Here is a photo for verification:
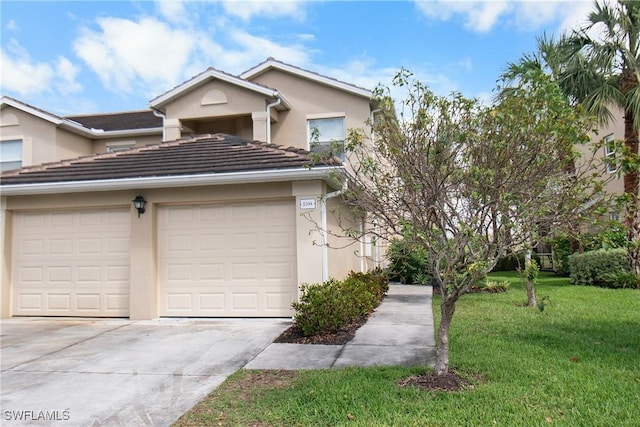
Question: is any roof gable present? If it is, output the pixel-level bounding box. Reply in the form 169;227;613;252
0;133;339;185
149;68;292;109
241;58;372;99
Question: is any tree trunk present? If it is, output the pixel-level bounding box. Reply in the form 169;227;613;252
524;249;537;307
525;279;537;307
434;297;456;376
622;73;639;274
623;110;640;274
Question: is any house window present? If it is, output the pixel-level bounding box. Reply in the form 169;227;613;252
106;141;135;153
604;134;616;173
307;115;345;161
0;139;22;172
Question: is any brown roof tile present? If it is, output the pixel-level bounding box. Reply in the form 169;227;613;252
0;134;340;185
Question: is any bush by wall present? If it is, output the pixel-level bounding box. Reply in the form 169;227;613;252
291;270;389;336
386;239;431;284
568;248;630;287
492;253;526;272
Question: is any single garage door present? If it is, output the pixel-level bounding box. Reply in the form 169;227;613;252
158;200;297;317
12;209;130;317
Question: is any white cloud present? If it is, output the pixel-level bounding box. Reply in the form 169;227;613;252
220;0;306;21
228;30;311;69
6;20;18;31
73;17;196;95
415;0;510;32
156;0;190;24
55;56;82;95
414;0;594;33
0;48;54;96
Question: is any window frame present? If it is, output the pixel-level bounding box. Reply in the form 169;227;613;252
604;134;617;174
0;139;23;172
306;113;346;161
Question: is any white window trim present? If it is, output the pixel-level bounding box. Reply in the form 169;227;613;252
1;135;31;169
604;134;616;174
306;114;347;160
106;140;136;153
306;112;346;120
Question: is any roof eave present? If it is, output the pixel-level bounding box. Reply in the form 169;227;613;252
87;127;164;139
149;70;291;110
0;166;347;196
1;97;63;125
241;61;373;99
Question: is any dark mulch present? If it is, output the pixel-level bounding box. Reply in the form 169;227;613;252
274;315;368;345
397;370;476;392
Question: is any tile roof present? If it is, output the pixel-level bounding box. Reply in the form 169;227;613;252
65;110;162;131
0;134;340;185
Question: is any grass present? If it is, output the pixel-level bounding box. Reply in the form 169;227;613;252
174;272;639;426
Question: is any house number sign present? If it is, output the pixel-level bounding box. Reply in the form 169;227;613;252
299;198;317;210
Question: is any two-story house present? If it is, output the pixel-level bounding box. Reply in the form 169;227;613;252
0;58;379;320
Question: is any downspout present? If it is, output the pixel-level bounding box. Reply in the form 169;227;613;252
266;92;281;144
321;180;348;281
152;108;166;142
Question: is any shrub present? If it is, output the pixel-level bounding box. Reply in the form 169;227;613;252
568;249;629;287
386;239;430;284
291;271;389;336
471;280;510;293
600;271;640;289
492;253;525;272
549;234;573;276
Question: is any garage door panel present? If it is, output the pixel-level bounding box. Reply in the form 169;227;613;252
12;209;130;317
159;200;297;317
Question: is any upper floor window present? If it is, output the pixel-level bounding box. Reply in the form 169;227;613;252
307;114;345;161
0;139;22;172
106;141;136;153
604;134;616;174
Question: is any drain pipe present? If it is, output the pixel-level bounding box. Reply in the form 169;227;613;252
152;108;166;142
320;180;348;281
266;93;281;144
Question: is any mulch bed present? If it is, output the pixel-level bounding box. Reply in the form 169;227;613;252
274;315;368;345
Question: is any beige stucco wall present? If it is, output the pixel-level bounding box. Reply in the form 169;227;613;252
248;69;372;150
326;196;364;279
54;127;93;161
1;179;358;319
0;106;95;167
591;105;625;198
163;80;268;122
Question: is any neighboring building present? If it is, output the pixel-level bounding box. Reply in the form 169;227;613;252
0;58;379;319
590;104;629;222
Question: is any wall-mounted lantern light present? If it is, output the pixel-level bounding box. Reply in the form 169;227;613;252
132;195;147;218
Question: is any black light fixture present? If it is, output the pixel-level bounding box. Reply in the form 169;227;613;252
132;195;147;218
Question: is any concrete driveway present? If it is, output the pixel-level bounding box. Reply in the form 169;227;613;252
1;317;290;426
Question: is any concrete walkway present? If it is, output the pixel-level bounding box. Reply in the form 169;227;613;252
245;284;435;370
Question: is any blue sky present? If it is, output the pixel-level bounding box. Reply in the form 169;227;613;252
1;0;596;115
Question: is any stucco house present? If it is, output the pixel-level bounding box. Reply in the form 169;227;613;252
0;58;380;319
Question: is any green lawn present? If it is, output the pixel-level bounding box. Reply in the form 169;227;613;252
174;272;639;426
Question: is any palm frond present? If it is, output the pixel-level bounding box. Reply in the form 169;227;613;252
625;84;640;131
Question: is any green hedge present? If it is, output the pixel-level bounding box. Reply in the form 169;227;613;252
291;270;389;336
386;239;430;284
568;249;629;287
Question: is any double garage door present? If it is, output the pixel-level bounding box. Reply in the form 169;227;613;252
11;200;297;318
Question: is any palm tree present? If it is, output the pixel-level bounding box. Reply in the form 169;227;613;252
509;0;640;273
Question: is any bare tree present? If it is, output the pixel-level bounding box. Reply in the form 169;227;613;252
341;69;604;377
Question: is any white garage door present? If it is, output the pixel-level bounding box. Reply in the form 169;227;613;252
12;209;130;317
158;200;297;317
